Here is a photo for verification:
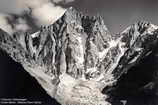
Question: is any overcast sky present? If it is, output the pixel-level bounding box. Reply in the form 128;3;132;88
0;0;158;34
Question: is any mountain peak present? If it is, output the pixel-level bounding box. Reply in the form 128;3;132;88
66;6;78;13
64;6;78;16
121;20;158;36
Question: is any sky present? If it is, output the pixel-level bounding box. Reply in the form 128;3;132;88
0;0;158;34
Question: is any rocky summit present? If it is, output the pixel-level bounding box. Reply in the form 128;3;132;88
0;7;158;105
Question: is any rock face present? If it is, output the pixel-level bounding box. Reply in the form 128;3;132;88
0;7;158;105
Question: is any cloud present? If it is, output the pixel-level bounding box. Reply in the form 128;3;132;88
0;0;75;34
31;3;65;25
0;14;14;34
14;18;30;32
52;0;75;3
20;0;66;25
0;14;30;34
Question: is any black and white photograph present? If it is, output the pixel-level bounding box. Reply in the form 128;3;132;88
0;0;158;105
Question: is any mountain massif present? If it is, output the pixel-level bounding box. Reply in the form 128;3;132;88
0;7;158;105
